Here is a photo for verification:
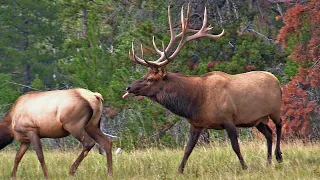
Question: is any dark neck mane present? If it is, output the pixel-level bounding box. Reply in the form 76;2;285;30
152;73;202;119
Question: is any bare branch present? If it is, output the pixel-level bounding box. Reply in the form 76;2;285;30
311;58;320;68
247;28;274;43
1;81;41;91
267;0;297;3
230;0;239;20
150;120;181;138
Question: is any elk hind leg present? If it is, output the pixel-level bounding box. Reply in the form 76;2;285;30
224;123;248;169
69;133;95;175
85;123;113;176
256;123;273;164
11;142;30;179
270;114;283;163
178;125;202;174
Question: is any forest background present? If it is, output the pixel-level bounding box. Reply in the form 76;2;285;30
0;0;319;150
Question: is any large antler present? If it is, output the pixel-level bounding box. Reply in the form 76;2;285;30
131;3;225;68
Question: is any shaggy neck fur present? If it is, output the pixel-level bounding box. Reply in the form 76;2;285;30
0;113;14;150
151;73;203;119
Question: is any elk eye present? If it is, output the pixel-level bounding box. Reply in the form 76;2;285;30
146;78;153;82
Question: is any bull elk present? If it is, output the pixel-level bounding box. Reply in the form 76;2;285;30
123;4;283;172
0;88;113;179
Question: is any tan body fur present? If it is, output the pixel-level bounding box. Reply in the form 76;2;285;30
0;88;113;179
11;89;102;141
192;71;282;129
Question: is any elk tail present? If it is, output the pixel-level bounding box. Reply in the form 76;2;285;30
75;89;104;127
93;92;104;101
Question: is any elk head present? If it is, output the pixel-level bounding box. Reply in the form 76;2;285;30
122;4;225;99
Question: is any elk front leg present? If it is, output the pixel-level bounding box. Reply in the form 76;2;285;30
11;143;30;179
27;132;49;179
178;125;202;174
224;124;248;169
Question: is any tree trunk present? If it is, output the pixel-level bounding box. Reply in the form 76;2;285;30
82;9;88;39
22;16;31;93
23;60;31;93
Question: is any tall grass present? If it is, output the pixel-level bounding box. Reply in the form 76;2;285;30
1;140;320;179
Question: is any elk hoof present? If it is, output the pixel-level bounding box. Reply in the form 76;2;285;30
275;151;283;163
69;169;76;176
242;164;248;170
107;171;113;176
178;167;184;174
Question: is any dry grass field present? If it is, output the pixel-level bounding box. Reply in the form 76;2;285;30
1;140;320;180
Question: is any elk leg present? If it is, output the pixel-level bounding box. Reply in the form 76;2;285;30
256;123;273;164
27;132;49;179
274;119;283;163
11;142;30;179
224;124;248;169
85;125;113;176
69;134;95;175
178;125;202;174
270;115;283;163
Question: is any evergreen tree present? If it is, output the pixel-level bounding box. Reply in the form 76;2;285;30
0;0;63;92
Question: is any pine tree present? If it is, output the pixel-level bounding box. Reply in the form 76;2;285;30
0;0;63;92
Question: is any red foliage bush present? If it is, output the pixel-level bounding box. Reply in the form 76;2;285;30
188;60;196;71
104;107;118;118
276;0;320;139
206;60;221;71
244;65;256;72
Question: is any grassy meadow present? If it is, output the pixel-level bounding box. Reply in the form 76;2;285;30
1;140;320;180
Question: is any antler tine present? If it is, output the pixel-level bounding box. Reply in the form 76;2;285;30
152;36;162;55
180;3;191;34
151;5;178;64
131;42;149;66
162;41;165;52
149;5;225;67
152;36;173;64
201;7;209;32
180;6;186;34
168;5;175;40
140;44;144;58
185;3;191;32
148;4;190;66
185;7;225;41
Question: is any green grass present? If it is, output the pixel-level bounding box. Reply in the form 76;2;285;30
1;140;320;179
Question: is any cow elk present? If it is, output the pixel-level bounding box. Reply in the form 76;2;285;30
0;88;113;179
123;4;283;173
